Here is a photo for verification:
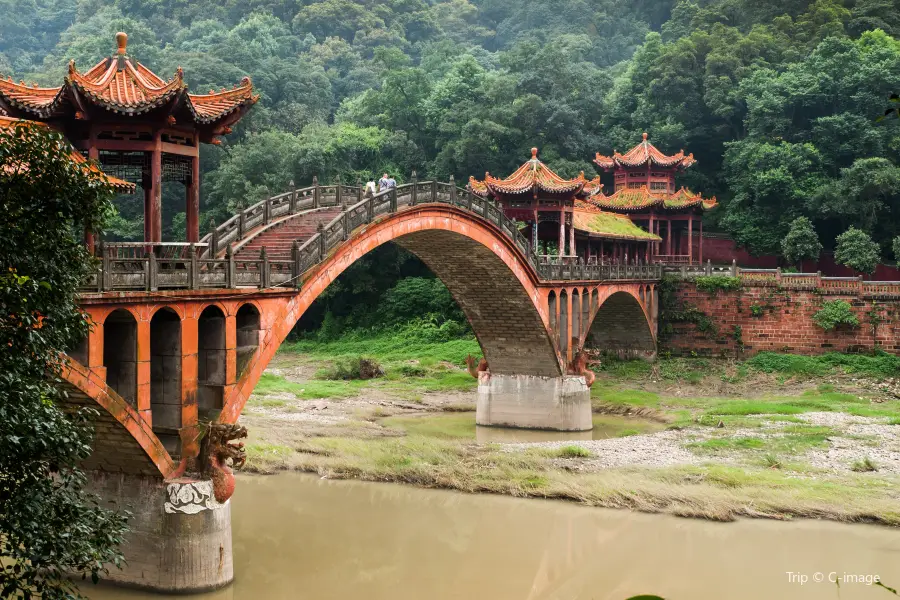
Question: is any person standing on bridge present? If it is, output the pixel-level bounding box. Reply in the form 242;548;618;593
379;173;396;192
365;178;377;198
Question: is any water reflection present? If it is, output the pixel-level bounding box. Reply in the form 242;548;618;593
88;473;900;600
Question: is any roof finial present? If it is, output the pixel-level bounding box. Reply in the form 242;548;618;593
531;147;538;159
116;32;128;55
642;132;648;142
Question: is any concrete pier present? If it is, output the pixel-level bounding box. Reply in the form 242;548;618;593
89;472;233;593
475;373;592;431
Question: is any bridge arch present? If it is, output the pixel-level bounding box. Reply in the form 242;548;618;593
584;288;657;360
219;204;562;423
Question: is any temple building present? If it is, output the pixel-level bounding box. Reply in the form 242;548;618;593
0;32;257;244
469;148;660;263
590;133;717;264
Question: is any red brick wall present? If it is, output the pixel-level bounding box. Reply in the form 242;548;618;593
661;281;900;357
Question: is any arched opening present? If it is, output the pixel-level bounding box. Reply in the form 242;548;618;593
585;291;656;360
150;307;182;454
103;309;137;406
198;305;226;419
236;304;261;379
548;291;557;337
559;290;569;357
572;289;581;345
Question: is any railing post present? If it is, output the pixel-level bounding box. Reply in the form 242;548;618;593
148;249;158;292
431;179;437;202
816;270;822;289
410;170;418;206
776;267;782;285
342;212;349;240
313;175;320;209
449;175;456;205
336;175;342;206
291;240;300;288
731;259;737;277
390;187;398;213
238;209;246;241
263;193;271;225
289;180;297;214
209;218;219;258
706;259;712;276
225;245;235;288
858;275;864;297
190;244;199;290
259;247;269;289
356;177;362;205
317;223;325;260
97;241;107;292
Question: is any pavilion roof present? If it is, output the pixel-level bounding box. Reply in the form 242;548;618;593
0;33;258;128
573;200;660;241
588;186;717;213
469;148;599;198
594;133;696;171
0;116;134;192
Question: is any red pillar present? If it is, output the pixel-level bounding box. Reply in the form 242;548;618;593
699;218;704;264
180;312;200;465
666;219;672;257
688;216;693;265
186;141;200;243
569;217;576;257
145;133;163;243
558;211;565;257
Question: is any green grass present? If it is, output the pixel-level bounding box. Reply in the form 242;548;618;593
254;372;369;400
591;385;661;407
381;413;476;439
747;351;900;379
691;437;766;452
548;445;593;458
851;457;879;472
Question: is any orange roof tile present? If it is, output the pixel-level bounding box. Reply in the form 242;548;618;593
588;186;716;213
0;32;257;125
595;133;696;170
0;116;135;192
470;148;594;197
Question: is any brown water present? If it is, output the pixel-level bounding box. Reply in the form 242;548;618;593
88;473;900;600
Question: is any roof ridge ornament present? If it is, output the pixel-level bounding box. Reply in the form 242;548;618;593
116;32;128;56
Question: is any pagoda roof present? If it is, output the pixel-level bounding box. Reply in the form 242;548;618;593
573;201;660;242
0;116;134;192
588;186;717;213
469;148;601;198
0;33;257;129
594;133;696;170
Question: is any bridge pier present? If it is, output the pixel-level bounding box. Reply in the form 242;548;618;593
475;373;592;431
89;471;233;593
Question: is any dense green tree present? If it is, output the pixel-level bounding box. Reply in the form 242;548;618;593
782;216;823;268
0;122;129;598
834;226;881;273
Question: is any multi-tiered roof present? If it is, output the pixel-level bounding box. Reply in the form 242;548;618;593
469;148;601;200
0;33;257;142
594;132;696;171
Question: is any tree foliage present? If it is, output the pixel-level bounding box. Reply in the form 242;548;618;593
834;226;881;273
782;216;823;266
0;124;129;598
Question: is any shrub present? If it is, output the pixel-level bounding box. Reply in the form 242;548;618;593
695;276;742;295
322;357;384;380
812;300;860;331
894;236;900;263
834;227;880;274
552;445;592;458
851;457;878;472
397;364;428;377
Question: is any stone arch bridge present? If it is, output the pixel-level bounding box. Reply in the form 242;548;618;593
64;179;660;592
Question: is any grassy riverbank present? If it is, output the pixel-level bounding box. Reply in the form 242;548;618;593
240;328;900;525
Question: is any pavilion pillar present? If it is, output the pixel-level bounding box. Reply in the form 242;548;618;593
145;134;163;243
648;214;655;260
666;219;672;257
699;218;704;264
688;216;693;265
558;212;565;257
568;216;576;257
186;144;200;243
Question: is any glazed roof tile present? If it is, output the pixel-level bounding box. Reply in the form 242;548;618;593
572;200;660;241
0;33;258;125
595;133;697;170
469;148;600;198
588;186;717;213
0;116;135;192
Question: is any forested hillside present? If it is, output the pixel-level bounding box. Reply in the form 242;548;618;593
3;0;900;331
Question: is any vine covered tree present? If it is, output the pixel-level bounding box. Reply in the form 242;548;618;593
0;122;129;598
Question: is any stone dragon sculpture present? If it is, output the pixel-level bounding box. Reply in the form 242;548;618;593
202;423;248;504
567;350;596;387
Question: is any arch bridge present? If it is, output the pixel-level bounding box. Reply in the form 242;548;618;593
65;179;660;592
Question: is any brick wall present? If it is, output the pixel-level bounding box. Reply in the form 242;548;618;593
662;281;900;357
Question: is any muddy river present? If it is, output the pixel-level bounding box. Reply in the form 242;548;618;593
89;472;900;600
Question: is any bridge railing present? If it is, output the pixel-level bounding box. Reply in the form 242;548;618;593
83;177;663;293
667;260;900;298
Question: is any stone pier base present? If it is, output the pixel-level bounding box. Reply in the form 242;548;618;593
89;471;233;593
475;373;592;431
